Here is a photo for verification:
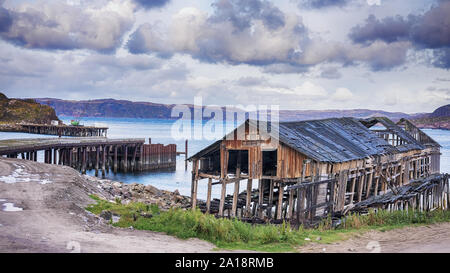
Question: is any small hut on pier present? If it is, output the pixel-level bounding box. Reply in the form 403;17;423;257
188;117;441;224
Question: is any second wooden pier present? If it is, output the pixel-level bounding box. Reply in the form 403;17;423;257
0;137;178;176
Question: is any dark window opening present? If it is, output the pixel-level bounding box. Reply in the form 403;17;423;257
227;150;249;175
200;150;221;175
262;150;277;176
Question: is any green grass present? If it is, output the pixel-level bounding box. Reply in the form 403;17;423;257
86;195;450;252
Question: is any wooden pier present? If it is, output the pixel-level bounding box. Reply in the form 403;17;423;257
19;123;108;137
0;137;177;176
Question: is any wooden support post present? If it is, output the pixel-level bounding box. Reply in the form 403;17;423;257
296;188;305;225
231;150;242;217
258;179;264;219
114;145;118;174
267;180;274;218
95;146;100;177
276;183;284;220
123;145;128;172
139;145;144;171
68;148;73;167
365;168;374;198
191;159;199;211
219;179;227;217
231;179;240;218
245;179;252;217
102;145;106;178
336;170;348;212
131;145;137;172
82;147;87;174
349;173;357;205
206;178;212;213
288;189;294;219
58;149;62;165
358;170;365;202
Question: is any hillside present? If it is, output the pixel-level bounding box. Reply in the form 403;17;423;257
35;97;418;121
430;104;450;118
0;93;60;124
412;104;450;130
35;98;175;119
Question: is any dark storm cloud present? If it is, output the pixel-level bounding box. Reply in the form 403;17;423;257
0;7;12;33
298;0;350;9
133;0;171;10
349;1;450;68
210;0;285;30
349;14;416;44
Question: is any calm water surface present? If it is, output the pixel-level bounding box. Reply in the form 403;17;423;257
0;118;448;199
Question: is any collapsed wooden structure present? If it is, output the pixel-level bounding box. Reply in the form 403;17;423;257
0;137;176;176
188;117;442;225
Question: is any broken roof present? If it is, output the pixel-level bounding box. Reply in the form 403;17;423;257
360;117;426;152
189;117;434;163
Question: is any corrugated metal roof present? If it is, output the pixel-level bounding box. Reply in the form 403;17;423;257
272;118;398;163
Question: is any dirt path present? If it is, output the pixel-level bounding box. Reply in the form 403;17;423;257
0;158;219;253
298;222;450;253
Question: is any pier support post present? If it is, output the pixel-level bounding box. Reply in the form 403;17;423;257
82;147;87;174
123;145;128;173
102;145;106;178
113;145;118;174
95;146;100;177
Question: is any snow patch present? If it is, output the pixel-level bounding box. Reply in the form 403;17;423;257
0;164;53;184
2;203;23;212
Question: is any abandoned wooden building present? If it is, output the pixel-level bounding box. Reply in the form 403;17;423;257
188;117;444;225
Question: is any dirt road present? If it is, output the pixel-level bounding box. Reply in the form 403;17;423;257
298;222;450;253
0;158;217;253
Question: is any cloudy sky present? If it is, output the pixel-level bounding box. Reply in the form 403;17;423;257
0;0;449;113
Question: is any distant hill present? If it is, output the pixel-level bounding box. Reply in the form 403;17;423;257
35;97;419;121
413;104;450;130
412;104;450;130
429;104;450;118
35;98;175;119
0;93;59;124
279;109;417;122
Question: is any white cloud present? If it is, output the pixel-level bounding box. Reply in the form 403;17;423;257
332;87;353;101
367;0;381;6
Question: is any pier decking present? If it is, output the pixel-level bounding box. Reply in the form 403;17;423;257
0;137;177;176
20;123;108;137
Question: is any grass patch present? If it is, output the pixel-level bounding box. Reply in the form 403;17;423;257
86;195;450;252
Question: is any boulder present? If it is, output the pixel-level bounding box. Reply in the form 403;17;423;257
99;210;112;221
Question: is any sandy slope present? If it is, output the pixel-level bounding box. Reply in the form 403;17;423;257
0;158;216;253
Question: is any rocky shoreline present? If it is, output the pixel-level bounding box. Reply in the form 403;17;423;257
83;175;192;211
